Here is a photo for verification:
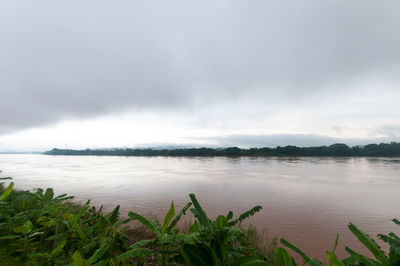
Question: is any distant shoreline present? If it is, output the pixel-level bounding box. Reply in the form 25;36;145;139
44;142;400;157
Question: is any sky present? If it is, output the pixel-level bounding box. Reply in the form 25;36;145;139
1;0;400;151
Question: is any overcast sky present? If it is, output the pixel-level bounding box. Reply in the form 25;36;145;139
1;0;400;151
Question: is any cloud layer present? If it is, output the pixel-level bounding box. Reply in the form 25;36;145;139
1;0;400;146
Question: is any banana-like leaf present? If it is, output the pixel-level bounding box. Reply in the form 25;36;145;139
88;241;110;264
326;234;344;266
0;182;14;201
189;193;212;230
181;244;213;266
167;202;192;232
117;248;150;260
230;206;262;226
392;219;400;225
129;239;155;248
232;255;268;266
51;239;67;257
128;211;158;233
0;235;20;240
280;238;322;266
72;251;90;266
215;215;227;229
44;188;54;201
162;201;175;233
189;220;200;233
13;220;33;235
226;211;233;221
106;205;120;225
345;247;380;266
348;223;388;264
274;248;294;266
71;218;87;241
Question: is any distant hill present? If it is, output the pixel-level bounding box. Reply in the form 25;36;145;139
44;142;400;157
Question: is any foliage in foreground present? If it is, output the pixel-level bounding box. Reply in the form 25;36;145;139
0;178;267;265
1;177;400;265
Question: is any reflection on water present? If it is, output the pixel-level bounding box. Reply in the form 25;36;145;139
1;154;400;259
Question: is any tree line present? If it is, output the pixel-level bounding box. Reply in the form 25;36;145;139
44;142;400;157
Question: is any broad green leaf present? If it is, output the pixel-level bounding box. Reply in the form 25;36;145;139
128;212;158;233
342;254;362;265
71;218;87;241
129;239;155;248
189;220;200;233
117;248;150;260
44;188;54;201
280;238;322;266
326;251;344;266
92;258;110;266
13;220;33;235
72;251;89;266
392;219;400;225
345;247;380;266
226;211;233;221
162;201;175;233
232;255;268;266
128;211;158;233
0;235;20;240
231;206;262;225
274;248;293;266
51;239;67;257
348;223;388;264
215;215;227;229
167;202;192;231
0;182;14;201
326;234;344;266
181;244;213;266
106;205;120;225
189;193;212;229
88;241;110;264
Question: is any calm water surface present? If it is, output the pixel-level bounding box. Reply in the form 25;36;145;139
1;154;399;259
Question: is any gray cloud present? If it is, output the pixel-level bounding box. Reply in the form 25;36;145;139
1;0;400;133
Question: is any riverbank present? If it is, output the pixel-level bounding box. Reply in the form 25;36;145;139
44;142;400;157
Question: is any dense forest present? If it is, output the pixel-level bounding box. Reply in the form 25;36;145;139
45;142;400;157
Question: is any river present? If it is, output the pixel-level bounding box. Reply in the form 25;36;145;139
1;154;399;260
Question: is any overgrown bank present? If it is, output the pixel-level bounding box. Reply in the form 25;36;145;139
45;142;400;157
1;178;399;265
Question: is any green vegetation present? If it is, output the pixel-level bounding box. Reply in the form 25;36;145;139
1;177;400;265
45;142;400;157
0;178;269;265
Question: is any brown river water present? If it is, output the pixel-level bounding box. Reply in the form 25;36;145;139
1;154;399;260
